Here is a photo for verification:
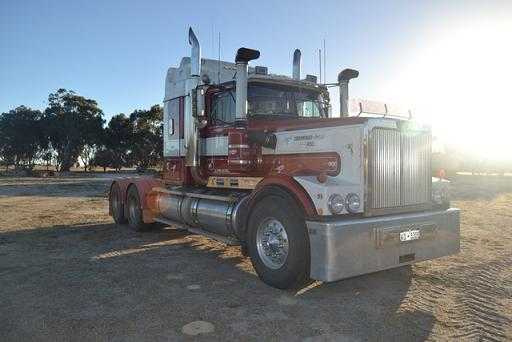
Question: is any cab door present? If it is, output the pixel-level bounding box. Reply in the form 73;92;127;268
204;86;252;175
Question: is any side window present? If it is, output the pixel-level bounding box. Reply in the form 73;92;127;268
297;100;321;117
211;90;236;124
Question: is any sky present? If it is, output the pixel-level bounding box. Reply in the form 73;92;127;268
1;0;511;160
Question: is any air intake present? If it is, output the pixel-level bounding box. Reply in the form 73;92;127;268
292;49;301;80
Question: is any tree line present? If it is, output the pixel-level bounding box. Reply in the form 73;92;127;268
0;89;163;172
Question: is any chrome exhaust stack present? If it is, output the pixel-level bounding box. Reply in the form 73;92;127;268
184;27;208;188
189;27;200;76
184;28;201;167
235;48;260;121
184;28;208;184
338;68;359;117
292;49;301;80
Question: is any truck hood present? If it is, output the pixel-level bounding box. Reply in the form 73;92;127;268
247;116;369;133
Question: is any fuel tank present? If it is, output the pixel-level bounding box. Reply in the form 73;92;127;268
155;190;249;238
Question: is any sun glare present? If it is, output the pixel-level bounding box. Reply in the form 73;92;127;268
383;18;512;161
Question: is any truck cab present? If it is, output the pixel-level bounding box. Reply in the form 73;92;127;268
109;28;460;289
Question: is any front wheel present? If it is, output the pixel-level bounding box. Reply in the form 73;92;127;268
247;190;310;289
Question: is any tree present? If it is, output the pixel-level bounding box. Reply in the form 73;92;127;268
43;89;104;172
104;114;133;171
128;105;163;169
80;119;106;172
41;150;55;171
91;148;114;172
0;106;47;170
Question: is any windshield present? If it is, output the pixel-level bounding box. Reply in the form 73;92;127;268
247;84;325;118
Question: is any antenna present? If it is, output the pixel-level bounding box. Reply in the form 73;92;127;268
211;24;214;57
318;49;322;83
323;38;326;83
217;31;221;84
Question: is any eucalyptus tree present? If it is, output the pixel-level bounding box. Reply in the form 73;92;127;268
43;89;104;171
0;105;47;170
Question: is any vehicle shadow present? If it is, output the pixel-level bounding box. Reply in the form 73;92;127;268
0;222;435;341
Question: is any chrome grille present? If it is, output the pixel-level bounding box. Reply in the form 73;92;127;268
368;128;431;212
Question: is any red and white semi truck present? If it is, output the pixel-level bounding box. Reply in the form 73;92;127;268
109;28;460;289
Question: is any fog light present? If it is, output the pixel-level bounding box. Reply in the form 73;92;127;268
346;193;361;213
328;194;345;214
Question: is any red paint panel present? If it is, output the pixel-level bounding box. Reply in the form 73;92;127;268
204;152;340;178
261;152;340;176
227;127;255;172
130;177;163;210
162;157;189;185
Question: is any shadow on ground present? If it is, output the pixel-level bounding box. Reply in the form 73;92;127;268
0;222;435;341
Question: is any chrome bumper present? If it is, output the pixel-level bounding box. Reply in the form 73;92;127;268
306;208;460;282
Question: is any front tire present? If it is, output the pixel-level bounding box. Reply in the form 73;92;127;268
247;189;310;289
126;186;155;232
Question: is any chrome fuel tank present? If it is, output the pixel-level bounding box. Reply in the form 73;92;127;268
156;191;248;237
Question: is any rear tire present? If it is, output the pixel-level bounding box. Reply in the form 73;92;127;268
127;186;155;232
247;188;310;289
110;182;127;224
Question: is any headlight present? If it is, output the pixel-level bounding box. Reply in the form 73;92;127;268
346;193;361;213
328;194;345;214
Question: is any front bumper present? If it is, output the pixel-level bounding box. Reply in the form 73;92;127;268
306;208;460;282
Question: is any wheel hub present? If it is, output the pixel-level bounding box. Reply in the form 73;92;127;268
256;218;289;269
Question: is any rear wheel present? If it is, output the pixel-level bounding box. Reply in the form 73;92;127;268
247;189;310;289
127;186;155;232
110;182;127;224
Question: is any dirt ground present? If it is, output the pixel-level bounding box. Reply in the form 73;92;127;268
1;174;511;341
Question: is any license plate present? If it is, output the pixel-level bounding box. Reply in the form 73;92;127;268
400;230;421;242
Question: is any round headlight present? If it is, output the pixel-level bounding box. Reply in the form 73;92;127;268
328;194;345;214
346;193;361;213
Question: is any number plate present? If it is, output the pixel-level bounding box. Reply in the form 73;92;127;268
400;230;421;242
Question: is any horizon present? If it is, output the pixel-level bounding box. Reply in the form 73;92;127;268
1;0;511;161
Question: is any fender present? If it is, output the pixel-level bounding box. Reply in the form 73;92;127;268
109;177;163;223
251;174;317;218
234;175;317;244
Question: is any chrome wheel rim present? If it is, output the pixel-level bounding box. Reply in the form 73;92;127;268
256;218;289;270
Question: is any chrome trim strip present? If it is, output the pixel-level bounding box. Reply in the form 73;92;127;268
152;187;237;202
228;160;251;165
228;144;250;149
